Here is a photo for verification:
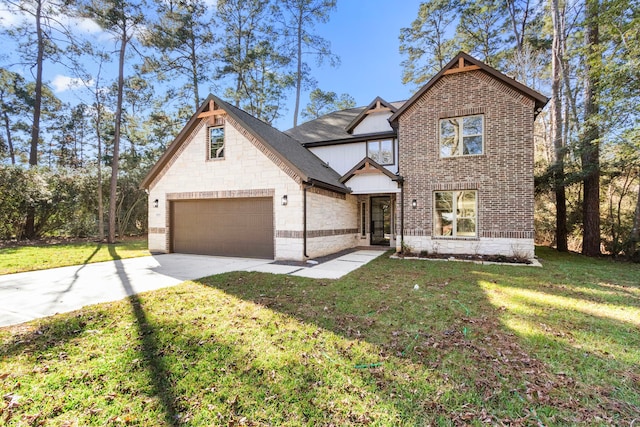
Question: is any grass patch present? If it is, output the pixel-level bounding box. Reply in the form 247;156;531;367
0;238;149;275
1;247;639;425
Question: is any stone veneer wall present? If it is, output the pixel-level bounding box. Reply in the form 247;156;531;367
305;187;359;258
148;115;305;259
397;70;536;258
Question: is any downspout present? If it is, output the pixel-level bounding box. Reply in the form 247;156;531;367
399;178;404;253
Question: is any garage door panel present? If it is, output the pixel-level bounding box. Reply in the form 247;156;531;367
172;198;274;259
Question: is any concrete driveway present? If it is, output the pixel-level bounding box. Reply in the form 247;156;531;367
0;250;386;327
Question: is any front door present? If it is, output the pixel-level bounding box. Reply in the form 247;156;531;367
370;196;391;246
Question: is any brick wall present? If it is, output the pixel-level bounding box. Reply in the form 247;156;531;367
397;70;536;257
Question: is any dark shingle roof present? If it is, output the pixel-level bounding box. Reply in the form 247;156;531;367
141;94;349;193
284;107;366;144
214;96;348;193
285;100;405;145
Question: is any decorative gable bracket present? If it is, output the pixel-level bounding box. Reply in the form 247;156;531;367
197;99;226;120
443;56;481;75
345;96;398;134
340;156;403;184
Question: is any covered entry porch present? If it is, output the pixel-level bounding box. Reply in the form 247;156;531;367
340;157;403;248
356;194;398;247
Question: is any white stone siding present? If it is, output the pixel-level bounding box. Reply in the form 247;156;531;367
306;192;359;258
148;118;303;258
307;234;359;258
275;238;304;261
398;236;535;259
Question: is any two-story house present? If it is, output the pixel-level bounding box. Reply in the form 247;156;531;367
141;52;547;261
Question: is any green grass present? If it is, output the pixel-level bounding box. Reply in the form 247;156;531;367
1;247;639;425
0;238;150;275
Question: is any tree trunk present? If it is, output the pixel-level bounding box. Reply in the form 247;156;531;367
292;11;302;128
581;0;601;257
189;32;200;110
551;0;568;251
2;110;15;165
108;28;127;244
24;0;45;240
630;183;640;255
96;103;105;241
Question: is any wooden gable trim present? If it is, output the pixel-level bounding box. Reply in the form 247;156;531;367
198;109;226;118
141;94;217;189
345;96;398;134
197;99;226;118
389;52;549;125
340;156;402;184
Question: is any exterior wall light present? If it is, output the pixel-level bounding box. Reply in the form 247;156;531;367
411;199;417;209
281;195;288;206
153;199;159;208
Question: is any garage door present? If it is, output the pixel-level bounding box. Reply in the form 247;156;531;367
171;198;274;259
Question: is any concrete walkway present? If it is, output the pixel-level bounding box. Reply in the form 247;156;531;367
0;249;386;327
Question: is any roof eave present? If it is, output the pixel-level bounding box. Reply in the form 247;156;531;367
307;178;351;194
345;96;398;134
301;130;397;148
389;51;549;123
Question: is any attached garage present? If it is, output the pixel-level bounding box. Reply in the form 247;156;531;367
171;197;274;259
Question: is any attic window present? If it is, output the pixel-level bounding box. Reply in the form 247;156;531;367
208;126;225;160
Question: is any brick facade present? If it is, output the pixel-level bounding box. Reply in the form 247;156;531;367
397;70;536;257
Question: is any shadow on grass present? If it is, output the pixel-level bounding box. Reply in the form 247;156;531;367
195;250;640;424
108;245;179;426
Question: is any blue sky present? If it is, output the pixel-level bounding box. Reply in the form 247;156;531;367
276;0;424;129
0;0;425;131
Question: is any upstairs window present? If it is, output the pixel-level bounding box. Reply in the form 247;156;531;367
434;190;477;237
367;139;394;165
208;126;225;159
440;115;483;157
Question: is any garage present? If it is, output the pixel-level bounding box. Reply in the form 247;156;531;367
171;197;274;259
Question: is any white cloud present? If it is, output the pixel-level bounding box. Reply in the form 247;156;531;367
66;16;103;34
0;9;28;28
51;75;93;93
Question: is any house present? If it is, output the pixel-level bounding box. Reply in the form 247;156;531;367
141;52;548;261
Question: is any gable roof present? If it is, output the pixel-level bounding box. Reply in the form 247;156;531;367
345;96;398;134
389;51;549;124
285;100;404;146
141;94;349;193
340;156;403;184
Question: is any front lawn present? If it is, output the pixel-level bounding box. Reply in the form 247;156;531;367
0;237;150;275
1;247;638;425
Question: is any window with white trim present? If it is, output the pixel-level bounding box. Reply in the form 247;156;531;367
208;126;225;159
367;139;394;165
433;190;477;237
439;115;483;157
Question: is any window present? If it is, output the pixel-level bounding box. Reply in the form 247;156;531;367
208;126;225;159
367;139;394;165
440;115;483;157
433;191;477;237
